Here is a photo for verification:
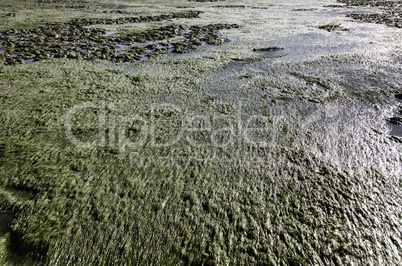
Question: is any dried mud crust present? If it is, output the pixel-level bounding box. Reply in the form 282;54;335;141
0;11;239;65
337;0;402;27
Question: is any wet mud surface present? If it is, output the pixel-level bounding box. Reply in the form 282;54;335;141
0;0;401;265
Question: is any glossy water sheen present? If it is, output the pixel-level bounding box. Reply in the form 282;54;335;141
0;0;401;265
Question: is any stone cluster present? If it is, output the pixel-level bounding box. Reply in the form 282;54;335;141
337;0;402;28
0;11;239;65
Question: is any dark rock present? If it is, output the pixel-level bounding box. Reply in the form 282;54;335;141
145;44;158;50
389;117;402;126
253;47;283;52
190;39;203;46
159;42;169;47
318;23;348;32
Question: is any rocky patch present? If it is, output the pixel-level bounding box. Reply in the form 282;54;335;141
318;23;349;32
337;0;402;7
347;12;402;28
337;0;402;28
252;47;283;52
0;11;239;65
190;0;226;2
292;8;318;11
1;13;15;18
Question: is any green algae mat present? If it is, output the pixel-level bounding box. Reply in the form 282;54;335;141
0;0;401;264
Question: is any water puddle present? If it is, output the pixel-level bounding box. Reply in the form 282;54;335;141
222;36;238;43
314;83;329;90
105;30;119;36
171;39;187;43
114;42;142;51
389;104;402;137
7;36;19;40
390;124;402;137
137;54;149;63
156;44;174;49
116;43;131;49
25;59;35;64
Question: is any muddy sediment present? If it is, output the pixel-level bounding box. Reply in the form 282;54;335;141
0;0;401;265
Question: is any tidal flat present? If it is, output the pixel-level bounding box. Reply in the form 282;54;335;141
0;0;401;264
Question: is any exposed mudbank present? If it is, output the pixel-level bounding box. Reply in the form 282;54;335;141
338;0;402;27
0;11;239;65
